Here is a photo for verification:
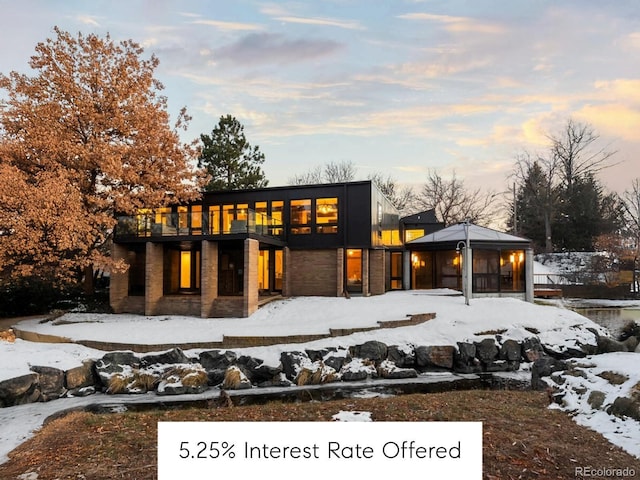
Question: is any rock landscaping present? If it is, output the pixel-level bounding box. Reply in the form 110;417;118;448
2;325;637;409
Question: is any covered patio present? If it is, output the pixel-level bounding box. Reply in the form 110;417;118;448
406;222;534;302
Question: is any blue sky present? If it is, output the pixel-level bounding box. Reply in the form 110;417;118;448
1;0;639;198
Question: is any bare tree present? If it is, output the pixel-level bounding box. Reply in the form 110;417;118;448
418;170;498;226
288;165;324;185
368;172;416;216
323;160;357;183
550;118;617;194
288;160;356;185
621;178;640;292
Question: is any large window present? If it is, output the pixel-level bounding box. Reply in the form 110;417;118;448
500;250;525;292
346;249;362;293
472;249;526;293
291;199;311;234
435;251;460;290
411;251;433;289
208;206;221;234
165;248;200;293
271;201;284;236
390;251;403;290
473;250;499;292
316;197;338;234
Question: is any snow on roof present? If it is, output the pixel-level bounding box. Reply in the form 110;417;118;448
408;222;530;246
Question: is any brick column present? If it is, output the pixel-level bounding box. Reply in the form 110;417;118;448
145;242;164;316
201;240;218;317
243;238;259;317
336;248;344;296
110;244;129;313
369;249;386;295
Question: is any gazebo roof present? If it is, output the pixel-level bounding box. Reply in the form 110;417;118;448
407;222;531;248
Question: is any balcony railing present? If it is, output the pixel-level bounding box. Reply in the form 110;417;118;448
115;209;284;240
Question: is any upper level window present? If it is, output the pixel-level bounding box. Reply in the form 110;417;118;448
316;197;338;234
291;199;311;234
271;200;284;236
208;205;221;234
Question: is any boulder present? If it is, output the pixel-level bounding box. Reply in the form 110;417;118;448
636;342;640;354
377;360;418;379
31;366;65;401
305;348;335;362
280;351;310;381
323;354;347;372
0;373;40;407
453;342;480;373
622;336;638;352
387;345;416;368
607;396;640;421
475;339;498;364
236;355;281;384
221;366;252;390
340;358;377;381
352;341;388;363
65;360;97;390
521;337;544;362
531;357;568;390
296;361;339;386
499;340;522;362
157;366;208;395
199;350;238;386
95;352;141;387
587;390;606;410
597;336;628;354
142;348;191;366
415;345;455;370
67;386;96;397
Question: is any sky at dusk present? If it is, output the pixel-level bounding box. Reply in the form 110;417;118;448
1;0;639;207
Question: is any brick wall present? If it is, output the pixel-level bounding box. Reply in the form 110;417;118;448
210;297;245;317
288;249;340;296
243;238;259;317
145;242;164;315
201;240;218;317
369;249;386;295
155;295;201;317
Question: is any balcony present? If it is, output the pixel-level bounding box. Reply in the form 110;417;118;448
115;209;284;240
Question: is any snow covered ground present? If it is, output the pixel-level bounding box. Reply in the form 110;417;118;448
1;290;639;463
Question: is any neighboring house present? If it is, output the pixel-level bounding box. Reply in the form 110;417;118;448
110;181;534;318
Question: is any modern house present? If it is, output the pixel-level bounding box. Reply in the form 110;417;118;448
110;181;534;318
110;181;402;318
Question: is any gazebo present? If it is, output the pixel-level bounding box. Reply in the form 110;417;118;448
406;222;534;302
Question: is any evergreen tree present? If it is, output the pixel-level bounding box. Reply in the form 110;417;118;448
198;115;268;191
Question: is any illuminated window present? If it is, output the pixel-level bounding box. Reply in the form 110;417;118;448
191;205;202;234
291;199;311;234
258;250;269;291
178;206;188;233
177;250;200;291
316;197;338;234
271;201;283;236
208;205;220;234
346;249;362;293
222;205;234;233
405;229;425;242
180;251;191;289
